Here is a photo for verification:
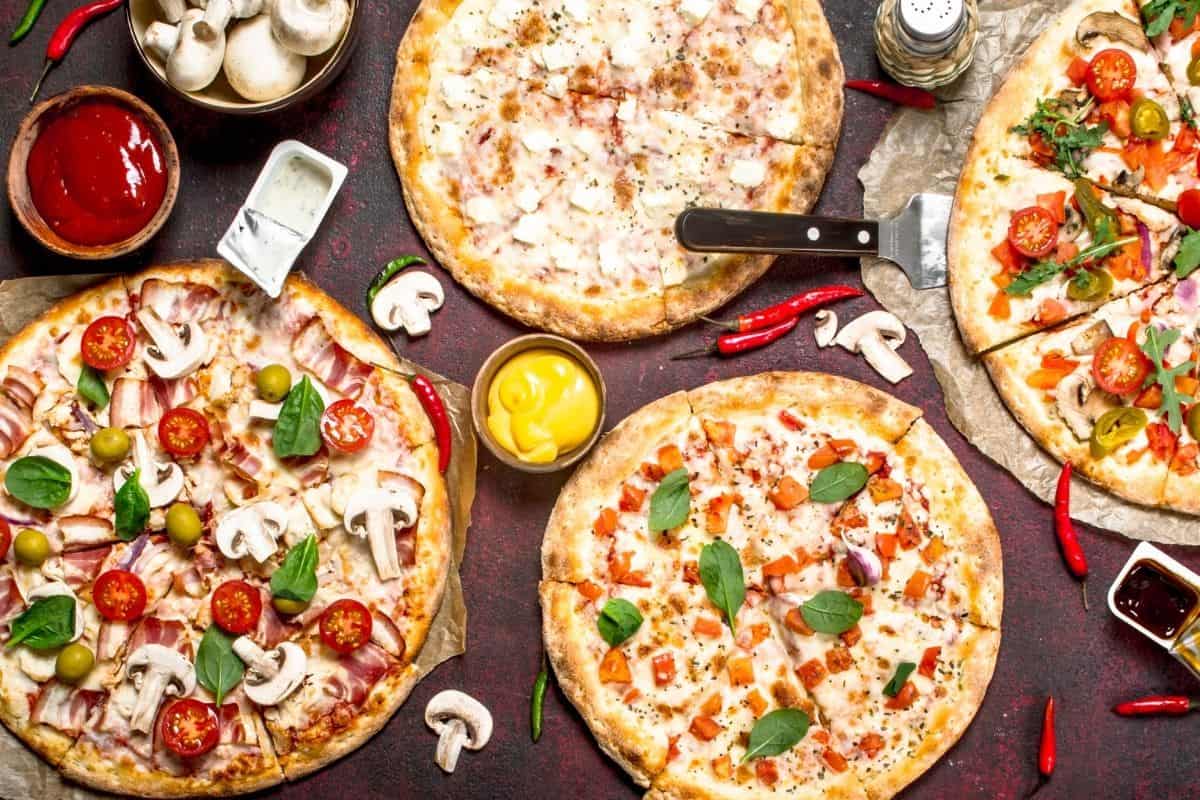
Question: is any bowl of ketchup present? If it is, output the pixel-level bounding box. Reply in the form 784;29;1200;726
7;85;180;260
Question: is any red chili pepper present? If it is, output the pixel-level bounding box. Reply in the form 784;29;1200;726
29;0;123;103
410;374;452;473
1113;695;1198;716
1054;462;1090;609
1039;696;1056;778
702;285;864;333
672;316;798;360
845;79;937;110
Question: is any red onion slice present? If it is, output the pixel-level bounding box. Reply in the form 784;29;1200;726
1137;221;1152;273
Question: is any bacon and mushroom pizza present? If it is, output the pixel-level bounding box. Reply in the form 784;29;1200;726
540;372;1002;799
0;262;451;795
390;0;844;341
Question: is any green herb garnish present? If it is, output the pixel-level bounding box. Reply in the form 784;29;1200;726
741;709;810;763
1141;326;1195;433
1012;99;1107;178
1005;236;1139;296
648;468;690;532
597;599;643;647
699;540;745;633
800;590;864;635
4;456;72;510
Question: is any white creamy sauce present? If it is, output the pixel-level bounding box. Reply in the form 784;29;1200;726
253;155;334;235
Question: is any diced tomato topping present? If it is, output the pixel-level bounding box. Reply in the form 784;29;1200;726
1034;299;1068;326
859;733;886;759
992;240;1028;274
578;581;603;601
746;689;768;717
762;555;800;577
896;508;923;549
683;561;701;584
885;681;919;710
864;451;888;475
779;408;805;431
904;570;933;600
807;445;839;469
1172;443;1200;476
768;475;807;510
875;533;898;559
825;646;854;674
640;461;665;481
921;537;948;565
797;658;827;690
705;492;740;533
1097;99;1132;138
690;715;721;741
694;616;723;637
785;607;814;636
811;729;830;745
702;419;735;448
836;559;857;588
711;754;732;779
840;624;862;648
599;648;631;683
658;444;684;473
1028;131;1057;167
728;655;755;686
867;475;903;503
1179;376;1200;397
1026;368;1072;390
755;758;780;786
1134;384;1162;410
667;735;681;762
622;688;641;704
823;749;849;773
619;484;646;512
652;653;676;686
609;551;650;586
988;290;1012;320
1041;353;1079;372
1066;56;1090;86
1147;422;1179;462
701;691;723;716
1037;191;1067;224
919;646;942;679
1172;14;1200;39
737;623;770;651
593;507;618;537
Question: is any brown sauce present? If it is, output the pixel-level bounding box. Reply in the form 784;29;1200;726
1113;561;1199;640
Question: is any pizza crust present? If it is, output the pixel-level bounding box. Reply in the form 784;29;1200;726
781;0;845;149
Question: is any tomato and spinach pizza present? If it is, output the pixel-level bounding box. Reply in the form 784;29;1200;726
541;372;1002;800
0;262;452;795
390;0;844;341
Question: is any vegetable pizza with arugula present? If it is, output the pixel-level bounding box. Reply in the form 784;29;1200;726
540;373;1002;800
0;263;452;795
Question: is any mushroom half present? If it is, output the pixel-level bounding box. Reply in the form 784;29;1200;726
343;486;419;582
232;637;307;706
137;307;211;380
126;644;197;734
370;272;445;337
425;690;493;774
114;431;185;509
216;501;289;563
833;311;913;384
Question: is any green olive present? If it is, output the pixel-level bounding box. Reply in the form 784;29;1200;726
89;427;130;463
165;503;203;548
272;596;309;616
13;529;49;567
55;643;95;684
1189;56;1200;86
1131;98;1170;141
256;365;292;403
1066;269;1114;302
1188;405;1200;443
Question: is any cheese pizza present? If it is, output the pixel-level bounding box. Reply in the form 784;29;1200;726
541;373;1002;799
0;262;452;795
390;0;843;341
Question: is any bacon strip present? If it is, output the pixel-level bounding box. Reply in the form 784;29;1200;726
129;617;189;657
2;366;43;410
137;279;220;324
30;682;103;735
255;587;299;649
369;612;407;661
325;643;392;708
149;375;198;410
284;451;329;488
96;621;130;662
110;378;163;429
222;437;265;483
58;516;115;550
292;317;372;398
60;544;113;588
0;570;24;624
0;394;32;459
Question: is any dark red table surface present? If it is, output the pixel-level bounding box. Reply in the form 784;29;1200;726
1;2;1197;797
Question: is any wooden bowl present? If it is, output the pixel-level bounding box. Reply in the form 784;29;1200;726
127;0;362;115
471;335;608;473
7;85;181;260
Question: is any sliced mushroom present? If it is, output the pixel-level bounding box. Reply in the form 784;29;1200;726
216;501;288;562
1055;372;1097;441
370;272;445;337
425;690;493;774
1076;11;1150;51
29;443;80;505
1070;320;1114;355
232;637;307;706
126;644;196;734
343;487;419;581
1162;227;1187;267
137;308;211;380
271;0;349;56
27;581;84;642
1054;87;1090;114
1114;166;1145;192
114;431;184;508
834;311;913;384
223;15;307;102
194;0;263;40
813;310;838;348
165;11;225;92
1060;205;1085;242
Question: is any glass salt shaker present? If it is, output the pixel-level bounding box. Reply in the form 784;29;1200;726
874;0;979;90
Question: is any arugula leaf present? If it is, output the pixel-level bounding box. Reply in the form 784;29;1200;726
801;590;864;635
77;366;109;409
1184;96;1198;131
270;534;320;603
648;468;690;532
115;470;150;542
809;463;869;503
1011;99;1107;178
741;708;810;763
273;376;325;458
597;598;643;647
4;456;72;510
1175;228;1200;278
884;662;917;697
195;626;244;706
699;540;745;633
1005;236;1139;296
1143;0;1200;37
7;596;75;650
1140;326;1195;433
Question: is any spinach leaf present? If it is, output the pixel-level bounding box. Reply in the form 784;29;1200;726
699;540;745;633
648;468;690;532
741;708;810;763
809;463;869;504
7;595;75;650
270;534;319;603
1175;228;1200;278
800;590;864;635
597;598;643;647
196;626;244;706
273;376;325;459
76;365;109;409
115;470;150;542
884;662;917;697
5;456;72;510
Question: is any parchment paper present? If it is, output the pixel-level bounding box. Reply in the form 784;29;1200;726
0;273;476;799
859;0;1200;544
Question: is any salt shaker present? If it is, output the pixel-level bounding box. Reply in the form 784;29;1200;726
874;0;979;90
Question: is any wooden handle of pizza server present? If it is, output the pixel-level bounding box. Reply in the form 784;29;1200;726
674;208;881;258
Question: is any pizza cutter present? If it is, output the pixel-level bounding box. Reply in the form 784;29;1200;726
674;193;953;290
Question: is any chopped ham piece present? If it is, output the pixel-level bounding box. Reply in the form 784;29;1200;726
0;393;33;459
292;317;372;398
2;366;43;410
110;378;164;429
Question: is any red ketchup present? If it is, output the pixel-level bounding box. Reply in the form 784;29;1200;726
26;100;167;247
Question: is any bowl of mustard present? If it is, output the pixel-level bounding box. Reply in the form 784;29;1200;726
471;335;606;473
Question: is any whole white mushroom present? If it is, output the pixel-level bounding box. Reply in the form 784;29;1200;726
271;0;349;56
223;15;307;102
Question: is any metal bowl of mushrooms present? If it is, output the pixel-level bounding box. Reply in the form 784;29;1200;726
127;0;361;115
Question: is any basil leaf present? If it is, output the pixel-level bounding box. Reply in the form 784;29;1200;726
597;598;643;647
76;365;110;409
5;456;72;510
801;590;863;635
7;595;75;651
809;463;869;504
648;468;690;532
196;626;244;706
270;534;319;603
273;376;325;459
884;662;917;697
699;540;745;633
1176;228;1200;278
741;708;810;763
115;470;150;542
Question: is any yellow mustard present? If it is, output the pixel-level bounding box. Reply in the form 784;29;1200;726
486;349;600;464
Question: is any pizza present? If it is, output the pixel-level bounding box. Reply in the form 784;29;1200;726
0;262;452;795
540;373;1002;799
390;0;843;341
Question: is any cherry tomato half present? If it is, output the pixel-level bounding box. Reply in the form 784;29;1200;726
158;408;211;458
319;599;373;655
320;400;376;454
0;517;11;561
1092;337;1151;396
80;317;135;371
92;570;148;622
159;698;220;758
1179;189;1200;229
211;580;263;635
1007;206;1060;258
1086;49;1137;102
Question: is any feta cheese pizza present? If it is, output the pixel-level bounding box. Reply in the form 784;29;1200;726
390;0;843;341
0;262;452;795
541;373;1002;800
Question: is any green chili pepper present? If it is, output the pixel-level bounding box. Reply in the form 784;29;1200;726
531;659;549;742
1090;407;1147;458
366;256;426;306
1131;98;1170;141
1066;268;1113;302
10;0;47;44
1073;179;1118;241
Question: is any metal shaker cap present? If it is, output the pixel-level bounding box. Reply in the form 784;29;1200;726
898;0;964;43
